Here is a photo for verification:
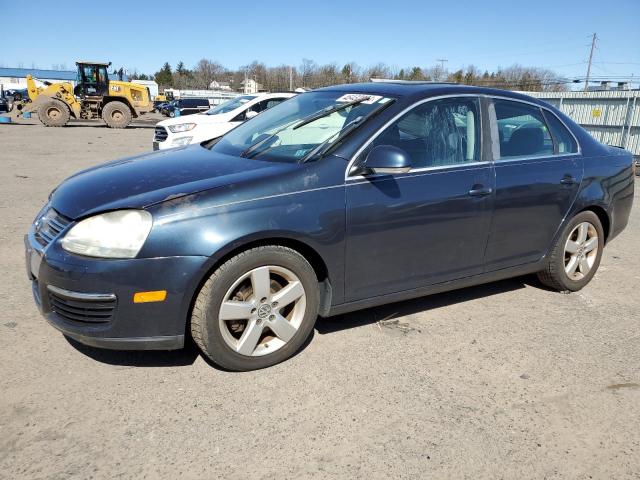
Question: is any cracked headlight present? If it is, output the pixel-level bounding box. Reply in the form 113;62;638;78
168;123;196;133
61;210;152;258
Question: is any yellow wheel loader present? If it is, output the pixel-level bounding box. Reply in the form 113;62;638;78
20;61;153;128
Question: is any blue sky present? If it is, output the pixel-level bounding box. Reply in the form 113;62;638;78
1;0;639;83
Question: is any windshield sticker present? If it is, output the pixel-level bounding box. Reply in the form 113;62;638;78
294;149;310;157
336;94;382;104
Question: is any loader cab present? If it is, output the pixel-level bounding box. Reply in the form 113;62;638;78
74;62;110;97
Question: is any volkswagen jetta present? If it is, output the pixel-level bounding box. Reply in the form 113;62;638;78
25;82;635;370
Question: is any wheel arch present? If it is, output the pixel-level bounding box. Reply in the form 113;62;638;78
577;205;611;243
184;236;334;335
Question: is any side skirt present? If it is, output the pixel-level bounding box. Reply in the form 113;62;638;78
325;260;544;318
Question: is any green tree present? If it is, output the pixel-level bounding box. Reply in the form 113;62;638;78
408;66;424;80
154;62;173;86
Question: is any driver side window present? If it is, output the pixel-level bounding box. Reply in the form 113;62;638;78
364;97;481;169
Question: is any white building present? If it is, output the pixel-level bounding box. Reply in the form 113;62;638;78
209;80;232;91
241;78;263;94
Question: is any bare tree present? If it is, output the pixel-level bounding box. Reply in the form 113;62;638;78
194;59;226;89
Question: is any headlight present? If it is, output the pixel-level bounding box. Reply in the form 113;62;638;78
61;210;152;258
171;136;193;146
168;123;196;133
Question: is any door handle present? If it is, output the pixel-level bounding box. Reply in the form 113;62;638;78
560;176;576;185
468;187;493;197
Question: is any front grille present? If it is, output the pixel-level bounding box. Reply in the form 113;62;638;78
34;208;71;247
154;126;168;142
47;287;116;324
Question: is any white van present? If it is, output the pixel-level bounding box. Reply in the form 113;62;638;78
153;92;296;150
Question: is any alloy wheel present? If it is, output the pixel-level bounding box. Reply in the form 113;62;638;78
564;221;598;280
218;265;307;356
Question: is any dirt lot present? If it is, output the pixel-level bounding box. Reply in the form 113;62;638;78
0;116;639;480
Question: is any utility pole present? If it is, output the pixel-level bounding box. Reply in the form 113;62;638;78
584;33;597;92
436;59;448;81
289;65;293;91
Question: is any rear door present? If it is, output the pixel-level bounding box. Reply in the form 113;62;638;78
345;96;495;301
196;99;210;113
483;98;583;271
181;99;196;115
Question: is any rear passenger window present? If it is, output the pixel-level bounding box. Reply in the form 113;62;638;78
543;111;578;153
494;100;553;159
367;97;481;168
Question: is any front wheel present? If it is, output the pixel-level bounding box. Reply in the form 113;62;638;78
191;246;320;371
537;211;604;292
37;99;70;127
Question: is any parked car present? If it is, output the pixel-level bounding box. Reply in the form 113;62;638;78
153;100;168;112
0;96;9;113
4;88;28;102
25;82;635;371
154;93;295;150
165;97;211;118
160;100;178;117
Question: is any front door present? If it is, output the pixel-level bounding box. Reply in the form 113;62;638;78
345;96;494;302
483;98;583;271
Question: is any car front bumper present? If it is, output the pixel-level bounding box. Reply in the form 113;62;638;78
25;233;209;350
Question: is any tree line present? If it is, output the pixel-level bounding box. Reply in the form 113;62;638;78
129;58;568;92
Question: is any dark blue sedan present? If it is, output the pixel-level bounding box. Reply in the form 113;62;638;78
25;82;635;370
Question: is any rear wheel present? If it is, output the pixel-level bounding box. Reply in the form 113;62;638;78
102;101;132;128
37;99;70;127
537;211;604;291
191;246;320;371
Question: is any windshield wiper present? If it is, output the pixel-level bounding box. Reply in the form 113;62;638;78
239;117;300;158
240;96;376;160
300;99;396;163
292;97;371;131
300;116;365;163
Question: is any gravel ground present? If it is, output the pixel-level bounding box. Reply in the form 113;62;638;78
0;117;638;480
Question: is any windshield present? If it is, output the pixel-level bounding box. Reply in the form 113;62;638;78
211;91;393;163
205;95;257;115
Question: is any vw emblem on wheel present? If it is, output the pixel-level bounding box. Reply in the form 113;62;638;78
257;304;272;318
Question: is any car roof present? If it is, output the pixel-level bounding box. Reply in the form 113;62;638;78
316;82;549;106
253;92;297;98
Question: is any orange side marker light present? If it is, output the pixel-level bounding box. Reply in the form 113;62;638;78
133;290;167;303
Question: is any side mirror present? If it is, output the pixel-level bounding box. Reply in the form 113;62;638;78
245;110;259;120
362;145;412;175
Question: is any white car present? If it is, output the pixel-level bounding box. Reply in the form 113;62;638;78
153;92;296;150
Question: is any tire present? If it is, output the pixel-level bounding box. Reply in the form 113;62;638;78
169;110;175;118
102;101;132;128
37;98;70;127
537;211;604;292
191;246;320;371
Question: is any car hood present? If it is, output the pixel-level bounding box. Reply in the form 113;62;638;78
50;145;298;219
158;112;231;127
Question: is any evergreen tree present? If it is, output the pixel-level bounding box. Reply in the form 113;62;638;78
155;62;173;86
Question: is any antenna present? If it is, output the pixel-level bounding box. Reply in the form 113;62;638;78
436;59;448;81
